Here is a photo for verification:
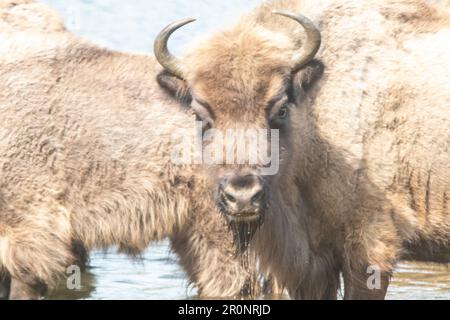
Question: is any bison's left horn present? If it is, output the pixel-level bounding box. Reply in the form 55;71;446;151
154;18;196;79
272;11;321;72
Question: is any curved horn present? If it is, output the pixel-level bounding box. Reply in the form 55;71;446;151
153;18;196;79
272;11;321;72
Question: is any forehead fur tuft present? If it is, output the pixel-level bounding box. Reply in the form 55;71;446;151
185;24;294;79
181;24;295;116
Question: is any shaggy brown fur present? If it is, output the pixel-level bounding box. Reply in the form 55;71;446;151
0;0;260;299
158;0;450;299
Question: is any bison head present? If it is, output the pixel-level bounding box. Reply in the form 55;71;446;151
154;11;323;238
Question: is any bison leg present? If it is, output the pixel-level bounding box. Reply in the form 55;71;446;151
7;240;87;300
342;242;392;299
5;237;73;300
343;266;390;300
71;239;89;272
0;273;11;299
289;259;341;300
9;278;44;300
342;214;401;300
3;210;75;299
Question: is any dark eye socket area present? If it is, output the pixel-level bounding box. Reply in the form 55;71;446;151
269;98;290;122
267;94;290;130
192;99;214;130
277;104;289;118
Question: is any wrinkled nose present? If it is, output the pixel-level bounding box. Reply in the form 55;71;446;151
218;174;266;220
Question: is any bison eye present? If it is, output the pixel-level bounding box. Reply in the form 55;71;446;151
269;103;290;129
277;105;289;119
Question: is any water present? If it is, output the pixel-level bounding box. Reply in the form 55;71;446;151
47;242;193;300
388;262;450;300
37;0;450;300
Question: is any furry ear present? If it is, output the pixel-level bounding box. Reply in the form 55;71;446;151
156;70;192;105
291;60;324;103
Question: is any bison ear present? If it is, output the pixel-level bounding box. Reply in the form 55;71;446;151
157;70;192;105
290;60;324;103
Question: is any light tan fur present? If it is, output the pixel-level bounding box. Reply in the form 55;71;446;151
158;0;449;299
0;0;259;299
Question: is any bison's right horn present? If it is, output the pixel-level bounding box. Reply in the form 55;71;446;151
272;11;321;72
154;18;196;80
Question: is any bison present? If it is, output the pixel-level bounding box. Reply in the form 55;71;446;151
154;0;450;299
0;0;262;299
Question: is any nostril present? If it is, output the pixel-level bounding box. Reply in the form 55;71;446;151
224;192;236;203
251;190;264;204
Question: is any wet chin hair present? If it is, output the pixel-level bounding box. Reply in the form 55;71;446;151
227;217;263;255
216;189;264;254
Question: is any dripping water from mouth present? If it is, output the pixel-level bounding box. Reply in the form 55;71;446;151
228;219;261;256
227;217;263;297
227;220;261;298
217;193;265;297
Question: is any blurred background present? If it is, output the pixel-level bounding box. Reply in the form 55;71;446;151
38;0;450;300
40;0;261;54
